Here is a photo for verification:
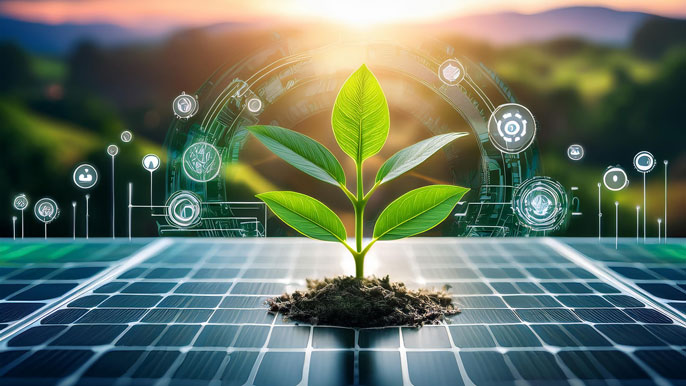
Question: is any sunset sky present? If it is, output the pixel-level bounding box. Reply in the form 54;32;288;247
0;0;684;30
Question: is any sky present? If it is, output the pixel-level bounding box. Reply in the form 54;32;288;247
0;0;684;30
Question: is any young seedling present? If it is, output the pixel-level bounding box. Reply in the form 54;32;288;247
247;64;469;278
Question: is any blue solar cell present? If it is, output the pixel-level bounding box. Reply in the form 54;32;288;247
596;324;667;346
155;325;200;346
219;296;269;308
220;351;258;385
175;282;232;294
158;295;221;308
556;295;613;308
82;350;144;378
645;325;686;345
0;303;44;323
507;351;566;380
489;325;542;347
604;294;644;307
41;308;88;324
6;268;56;280
254;352;305;386
233;325;270;348
141;309;212;324
312;327;355;348
359;351;403;385
308;351;354;386
3;349;93;378
68;295;108;308
131;350;180;378
100;294;163;308
638;283;686;300
121;282;176;294
515;308;581;323
503;295;562;308
406;351;464;386
448;325;496;348
51;267;104;280
192;268;240;279
93;281;127;293
173;350;225;380
76;309;146;324
50;325;126;346
635;350;686;379
209;309;274;324
454;296;508;308
610;266;660;280
268;326;309;348
402;326;451;348
145;267;191;279
460;351;516;384
358;328;399;348
0;284;27;299
452;309;520;324
9;283;78;301
194;325;240;347
624;308;673;324
8;326;66;347
573;308;634;323
116;324;165;346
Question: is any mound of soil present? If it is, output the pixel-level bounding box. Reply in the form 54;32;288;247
267;276;459;328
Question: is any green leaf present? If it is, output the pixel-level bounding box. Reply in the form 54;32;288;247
246;125;345;186
257;191;347;242
373;185;469;240
375;132;468;185
331;64;389;164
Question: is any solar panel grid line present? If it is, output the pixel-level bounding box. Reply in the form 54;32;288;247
457;241;586;385
545;238;686;327
0;240;164;343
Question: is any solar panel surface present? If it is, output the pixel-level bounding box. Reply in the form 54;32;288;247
0;238;684;385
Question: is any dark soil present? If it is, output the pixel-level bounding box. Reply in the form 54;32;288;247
267;276;459;328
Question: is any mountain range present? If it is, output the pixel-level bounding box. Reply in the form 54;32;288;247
0;6;681;54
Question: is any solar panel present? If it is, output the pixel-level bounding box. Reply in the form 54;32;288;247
0;240;150;340
0;238;684;385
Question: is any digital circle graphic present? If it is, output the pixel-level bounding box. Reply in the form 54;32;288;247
246;97;263;113
13;194;29;211
120;130;133;143
567;144;584;161
166;191;202;228
438;59;465;86
488;103;537;154
182;142;222;182
512;177;568;231
173;92;199;119
107;144;119;156
142;154;161;172
603;166;629;191
72;164;99;189
34;198;60;224
633;151;655;173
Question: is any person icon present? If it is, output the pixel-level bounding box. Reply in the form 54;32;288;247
73;164;99;189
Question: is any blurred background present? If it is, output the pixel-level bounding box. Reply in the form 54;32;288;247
0;0;685;238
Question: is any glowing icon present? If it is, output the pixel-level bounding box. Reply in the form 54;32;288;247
567;144;584;161
34;198;59;224
488;103;537;154
120;130;133;143
72;164;99;189
512;177;568;231
13;194;29;211
166;190;201;228
602;166;629;191
107;144;119;157
182;142;222;182
438;59;465;86
633;151;655;173
247;97;263;113
142;154;161;172
173;92;199;119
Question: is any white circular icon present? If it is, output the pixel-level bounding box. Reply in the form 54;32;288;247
120;131;133;143
246;97;263;113
512;177;568;231
13;194;29;211
34;198;59;224
73;164;99;189
166;191;201;228
567;144;584;161
488;103;537;154
107;144;119;156
142;154;161;172
438;59;465;86
182;142;222;182
173;92;199;119
603;166;629;191
633;151;655;173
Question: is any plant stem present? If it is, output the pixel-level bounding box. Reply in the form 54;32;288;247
355;159;365;278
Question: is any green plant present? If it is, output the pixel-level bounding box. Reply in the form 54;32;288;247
247;64;469;278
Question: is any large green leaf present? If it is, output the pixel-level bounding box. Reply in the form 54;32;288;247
375;132;468;185
331;64;389;163
256;191;347;242
373;185;469;240
246;125;345;186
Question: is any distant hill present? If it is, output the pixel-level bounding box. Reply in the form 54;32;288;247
0;17;166;54
0;6;683;53
436;6;657;45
